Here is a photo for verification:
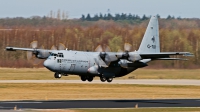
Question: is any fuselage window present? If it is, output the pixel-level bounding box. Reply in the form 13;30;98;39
57;59;61;63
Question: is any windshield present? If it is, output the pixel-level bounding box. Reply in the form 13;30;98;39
50;53;57;57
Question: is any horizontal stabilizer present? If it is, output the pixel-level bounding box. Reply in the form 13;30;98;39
155;58;188;61
140;52;193;59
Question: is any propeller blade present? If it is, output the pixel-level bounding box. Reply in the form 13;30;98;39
51;45;57;50
58;43;66;50
105;54;118;62
27;51;33;60
95;45;103;52
39;45;44;49
124;43;132;51
118;49;123;52
32;57;42;65
30;41;38;48
105;46;111;52
94;58;99;66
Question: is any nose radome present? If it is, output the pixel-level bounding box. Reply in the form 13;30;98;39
43;59;54;71
43;60;48;67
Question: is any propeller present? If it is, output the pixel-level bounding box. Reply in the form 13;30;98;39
124;43;132;52
51;43;66;50
27;41;43;65
95;45;117;65
117;43;141;62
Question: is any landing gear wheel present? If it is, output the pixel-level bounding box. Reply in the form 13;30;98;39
54;73;62;79
87;76;94;82
81;76;87;81
106;78;113;82
100;77;106;82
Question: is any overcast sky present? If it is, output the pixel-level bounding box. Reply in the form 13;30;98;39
0;0;199;19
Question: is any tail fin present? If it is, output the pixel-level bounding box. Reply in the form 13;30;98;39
138;16;160;53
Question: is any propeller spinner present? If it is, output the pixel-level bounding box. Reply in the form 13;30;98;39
117;43;141;62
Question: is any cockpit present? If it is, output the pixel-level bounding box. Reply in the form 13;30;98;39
50;52;64;58
50;53;57;57
57;53;64;58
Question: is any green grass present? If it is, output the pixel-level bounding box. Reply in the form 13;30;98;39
0;68;200;80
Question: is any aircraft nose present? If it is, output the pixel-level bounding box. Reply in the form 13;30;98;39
44;59;55;71
43;60;49;68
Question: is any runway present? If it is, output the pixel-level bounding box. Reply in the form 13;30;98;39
0;99;200;109
0;79;200;85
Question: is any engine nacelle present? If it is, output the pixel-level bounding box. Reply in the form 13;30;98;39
87;65;99;74
36;50;50;59
128;52;141;62
118;59;148;68
118;59;130;68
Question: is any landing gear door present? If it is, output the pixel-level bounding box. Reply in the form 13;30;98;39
69;64;76;71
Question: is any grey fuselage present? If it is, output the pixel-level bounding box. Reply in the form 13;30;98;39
44;50;137;78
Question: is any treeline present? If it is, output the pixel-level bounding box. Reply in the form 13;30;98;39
0;17;199;68
81;13;148;21
0;14;196;27
81;13;185;21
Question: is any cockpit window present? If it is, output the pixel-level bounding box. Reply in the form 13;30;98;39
50;53;63;58
50;53;57;57
57;53;64;58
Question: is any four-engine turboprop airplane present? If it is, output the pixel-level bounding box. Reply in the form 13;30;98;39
6;16;193;82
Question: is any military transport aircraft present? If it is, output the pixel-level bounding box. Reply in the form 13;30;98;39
6;16;193;82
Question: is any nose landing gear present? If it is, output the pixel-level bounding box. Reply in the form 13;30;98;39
54;72;62;79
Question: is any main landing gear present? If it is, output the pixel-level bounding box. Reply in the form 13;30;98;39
100;76;113;82
54;72;62;79
80;76;94;82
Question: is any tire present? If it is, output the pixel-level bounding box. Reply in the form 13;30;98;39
54;73;62;79
100;77;106;82
106;78;113;82
54;73;58;78
58;74;62;78
87;76;94;82
81;76;87;81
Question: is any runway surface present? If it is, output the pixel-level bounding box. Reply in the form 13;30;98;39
0;79;200;85
0;99;200;109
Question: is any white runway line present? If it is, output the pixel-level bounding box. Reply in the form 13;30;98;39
0;79;200;86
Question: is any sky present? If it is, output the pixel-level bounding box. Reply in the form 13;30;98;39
0;0;200;19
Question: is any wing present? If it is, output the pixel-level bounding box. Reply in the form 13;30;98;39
6;47;52;59
6;47;35;51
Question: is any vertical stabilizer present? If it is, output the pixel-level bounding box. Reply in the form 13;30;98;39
138;16;160;53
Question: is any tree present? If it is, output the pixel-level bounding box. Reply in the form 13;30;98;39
93;14;99;21
81;15;85;21
99;13;103;20
128;13;133;20
107;13;113;20
167;15;172;20
86;14;91;21
142;14;148;20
